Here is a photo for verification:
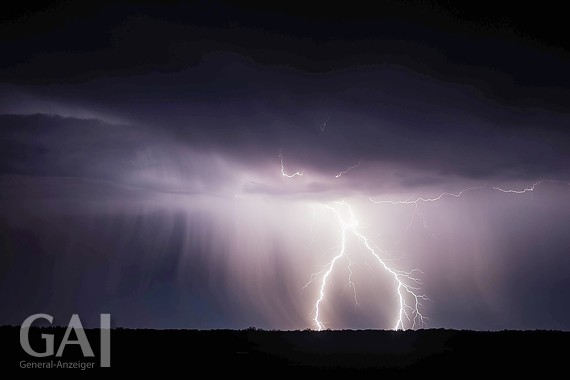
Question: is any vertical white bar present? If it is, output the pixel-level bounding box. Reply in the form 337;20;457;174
100;314;111;367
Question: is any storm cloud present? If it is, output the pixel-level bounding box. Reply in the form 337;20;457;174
1;1;569;330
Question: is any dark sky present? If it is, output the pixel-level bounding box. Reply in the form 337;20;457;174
1;1;569;330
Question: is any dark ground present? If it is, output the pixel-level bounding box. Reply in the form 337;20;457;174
1;327;568;374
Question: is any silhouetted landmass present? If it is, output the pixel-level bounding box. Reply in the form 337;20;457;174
2;327;568;374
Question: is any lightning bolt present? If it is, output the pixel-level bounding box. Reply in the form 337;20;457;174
335;159;362;178
279;149;568;331
279;152;304;178
310;180;569;330
311;201;428;331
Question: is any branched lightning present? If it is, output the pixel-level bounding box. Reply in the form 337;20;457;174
308;179;568;330
335;159;362;178
368;180;570;232
369;187;482;233
277;148;568;331
310;201;428;331
279;152;304;178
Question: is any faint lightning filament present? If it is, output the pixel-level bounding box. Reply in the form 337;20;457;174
335;159;362;178
279;152;304;178
492;180;542;194
369;186;483;206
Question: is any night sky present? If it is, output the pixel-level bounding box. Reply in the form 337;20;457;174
1;1;569;330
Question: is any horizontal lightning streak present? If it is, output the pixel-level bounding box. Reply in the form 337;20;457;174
492;180;543;194
368;179;570;233
369;187;483;235
369;186;483;205
493;179;570;194
370;180;570;207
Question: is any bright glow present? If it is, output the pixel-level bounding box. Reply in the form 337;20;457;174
274;149;569;331
309;180;569;330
